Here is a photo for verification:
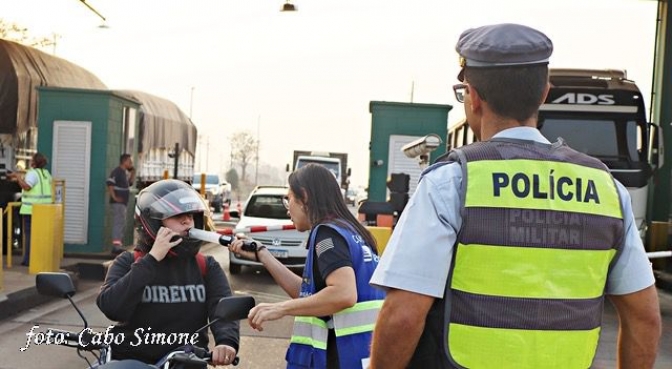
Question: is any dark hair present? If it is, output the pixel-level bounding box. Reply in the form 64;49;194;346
32;153;48;168
120;153;131;164
288;163;379;254
464;65;549;122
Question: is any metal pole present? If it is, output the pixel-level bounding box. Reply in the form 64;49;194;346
189;87;195;119
255;115;260;186
647;251;672;259
173;142;180;179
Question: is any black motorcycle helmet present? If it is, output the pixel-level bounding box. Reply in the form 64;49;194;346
135;179;206;258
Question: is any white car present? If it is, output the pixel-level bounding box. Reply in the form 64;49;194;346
228;185;308;274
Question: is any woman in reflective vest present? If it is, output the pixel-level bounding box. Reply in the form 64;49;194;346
230;163;385;368
12;152;52;266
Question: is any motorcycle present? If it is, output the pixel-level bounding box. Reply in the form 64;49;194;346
35;272;255;369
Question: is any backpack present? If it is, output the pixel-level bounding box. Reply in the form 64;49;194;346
133;250;208;277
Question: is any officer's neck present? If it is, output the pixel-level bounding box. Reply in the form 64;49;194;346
479;111;538;141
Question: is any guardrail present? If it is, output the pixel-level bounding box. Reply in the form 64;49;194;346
647;251;672;259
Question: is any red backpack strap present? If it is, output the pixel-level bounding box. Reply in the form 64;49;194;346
134;250;207;277
196;252;207;277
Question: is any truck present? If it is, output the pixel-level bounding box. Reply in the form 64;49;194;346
289;151;351;195
448;68;664;239
0;39;108;252
114;90;196;190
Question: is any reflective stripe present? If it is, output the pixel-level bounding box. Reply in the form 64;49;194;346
290;317;328;350
449;324;600;369
450;290;603;330
333;300;383;337
22;194;53;204
465;159;622;218
452;244;615;299
459;207;623;250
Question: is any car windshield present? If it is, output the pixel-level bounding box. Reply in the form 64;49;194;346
192;174;219;185
245;195;290;219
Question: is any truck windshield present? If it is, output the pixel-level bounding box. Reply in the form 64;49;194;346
539;118;642;163
192;174;219;185
296;160;340;179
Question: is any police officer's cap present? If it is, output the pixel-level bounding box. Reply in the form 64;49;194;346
456;23;553;81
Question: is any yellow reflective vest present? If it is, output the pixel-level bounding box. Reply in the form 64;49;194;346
20;168;52;215
444;139;624;369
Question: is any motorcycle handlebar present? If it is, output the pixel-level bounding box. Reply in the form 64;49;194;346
46;328;79;343
165;347;239;367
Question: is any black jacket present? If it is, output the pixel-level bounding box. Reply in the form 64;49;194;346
97;251;239;364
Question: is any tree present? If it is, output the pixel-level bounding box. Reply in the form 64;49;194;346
229;130;258;184
225;168;240;191
0;19;55;51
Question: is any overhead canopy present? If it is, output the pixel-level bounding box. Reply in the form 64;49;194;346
114;90;197;156
0;39;107;135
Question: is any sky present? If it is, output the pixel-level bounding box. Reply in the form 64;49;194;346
2;0;660;189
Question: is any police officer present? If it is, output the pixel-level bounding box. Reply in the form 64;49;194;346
369;23;661;369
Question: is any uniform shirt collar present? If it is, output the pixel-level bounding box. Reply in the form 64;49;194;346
491;126;551;144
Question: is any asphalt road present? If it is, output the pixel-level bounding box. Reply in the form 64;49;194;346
0;243;293;369
1;212;671;368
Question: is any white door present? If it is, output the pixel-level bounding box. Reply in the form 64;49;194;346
52;121;91;244
387;135;424;197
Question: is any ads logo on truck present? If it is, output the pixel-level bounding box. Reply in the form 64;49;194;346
552;93;615;105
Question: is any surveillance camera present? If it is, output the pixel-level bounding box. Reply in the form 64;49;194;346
402;134;442;159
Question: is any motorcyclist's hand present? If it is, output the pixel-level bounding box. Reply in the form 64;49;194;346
229;234;259;261
149;226;182;262
248;302;287;332
211;344;237;366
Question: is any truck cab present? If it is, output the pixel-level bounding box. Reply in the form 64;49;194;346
538;68;664;238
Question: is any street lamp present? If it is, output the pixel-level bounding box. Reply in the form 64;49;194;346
281;0;297;12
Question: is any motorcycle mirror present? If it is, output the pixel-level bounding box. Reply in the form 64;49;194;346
36;272;76;298
214;295;256;321
195;295;256;333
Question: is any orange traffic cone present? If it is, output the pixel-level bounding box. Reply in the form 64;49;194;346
222;203;231;221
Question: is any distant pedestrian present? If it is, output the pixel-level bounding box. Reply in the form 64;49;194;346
10;152;52;266
107;153;135;255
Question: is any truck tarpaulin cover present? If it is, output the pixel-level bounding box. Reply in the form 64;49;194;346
114;90;197;155
0;39;107;135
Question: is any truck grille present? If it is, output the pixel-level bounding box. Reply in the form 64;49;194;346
253;236;304;247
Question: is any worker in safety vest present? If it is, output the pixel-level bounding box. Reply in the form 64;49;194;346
230;164;385;368
369;23;661;369
12;152;52;266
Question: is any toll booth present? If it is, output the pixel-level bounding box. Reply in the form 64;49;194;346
36;87;140;254
367;101;452;203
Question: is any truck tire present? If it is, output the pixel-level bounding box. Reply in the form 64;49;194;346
229;260;242;275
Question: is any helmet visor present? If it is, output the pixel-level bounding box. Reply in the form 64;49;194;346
145;188;207;220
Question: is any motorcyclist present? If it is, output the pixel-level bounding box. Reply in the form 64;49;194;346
97;179;239;366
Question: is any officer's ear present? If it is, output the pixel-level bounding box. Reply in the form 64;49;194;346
539;82;551;106
467;84;483;112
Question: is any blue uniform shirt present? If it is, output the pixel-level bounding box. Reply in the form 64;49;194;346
370;126;655;297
